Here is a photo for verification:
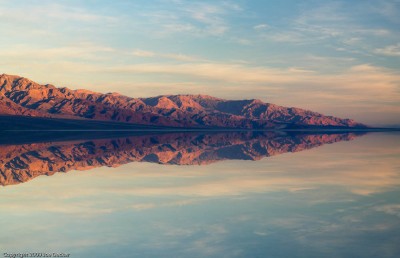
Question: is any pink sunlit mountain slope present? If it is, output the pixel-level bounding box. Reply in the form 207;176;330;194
0;74;366;129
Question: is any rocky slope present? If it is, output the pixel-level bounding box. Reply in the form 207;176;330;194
0;132;362;186
0;74;365;129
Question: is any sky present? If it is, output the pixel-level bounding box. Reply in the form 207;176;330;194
0;0;399;126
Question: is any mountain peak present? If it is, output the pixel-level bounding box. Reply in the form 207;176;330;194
0;73;40;92
0;73;21;79
0;73;22;86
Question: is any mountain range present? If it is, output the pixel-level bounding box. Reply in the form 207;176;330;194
0;132;361;186
0;74;366;129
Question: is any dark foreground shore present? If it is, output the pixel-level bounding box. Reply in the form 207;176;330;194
0;115;397;145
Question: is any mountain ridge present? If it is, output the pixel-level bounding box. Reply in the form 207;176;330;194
0;73;366;129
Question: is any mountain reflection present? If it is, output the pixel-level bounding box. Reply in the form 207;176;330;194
0;131;364;186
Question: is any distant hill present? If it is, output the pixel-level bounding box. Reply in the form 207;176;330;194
0;74;366;129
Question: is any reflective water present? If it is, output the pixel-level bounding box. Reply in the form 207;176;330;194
0;132;399;258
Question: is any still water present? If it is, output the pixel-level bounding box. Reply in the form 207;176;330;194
0;131;399;258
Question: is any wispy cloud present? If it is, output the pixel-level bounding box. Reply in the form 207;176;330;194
0;2;117;24
105;62;314;84
375;204;400;217
374;43;400;56
132;49;201;61
105;62;400;94
162;53;201;61
139;1;241;37
132;49;156;57
0;43;115;60
253;24;269;30
369;0;400;24
261;2;348;44
258;1;398;59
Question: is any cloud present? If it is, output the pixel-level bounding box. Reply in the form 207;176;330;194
105;62;314;84
232;38;252;45
132;49;156;57
267;31;310;43
182;2;235;35
132;49;201;61
370;0;400;24
104;62;400;98
263;2;348;44
0;43;115;60
0;2;117;24
259;1;397;59
254;24;269;30
139;1;242;37
162;53;200;61
375;204;400;217
374;44;400;56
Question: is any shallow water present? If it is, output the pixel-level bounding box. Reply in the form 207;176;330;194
0;132;399;258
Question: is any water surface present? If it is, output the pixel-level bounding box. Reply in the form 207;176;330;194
0;132;399;258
